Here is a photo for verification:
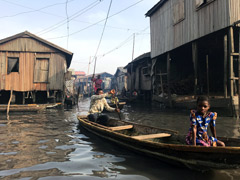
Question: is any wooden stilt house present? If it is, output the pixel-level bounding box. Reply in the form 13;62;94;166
0;31;73;104
125;52;152;100
146;0;240;112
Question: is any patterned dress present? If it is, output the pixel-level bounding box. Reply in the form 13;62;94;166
186;110;218;146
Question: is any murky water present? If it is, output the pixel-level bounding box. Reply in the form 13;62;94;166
0;98;240;180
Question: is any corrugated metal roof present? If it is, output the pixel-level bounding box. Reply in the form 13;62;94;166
0;31;73;68
124;52;151;69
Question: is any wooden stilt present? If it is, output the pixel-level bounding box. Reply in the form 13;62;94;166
229;27;234;98
228;26;238;117
33;91;36;103
224;35;228;98
238;28;240;118
7;90;13;117
22;92;25;104
167;53;172;107
192;42;198;97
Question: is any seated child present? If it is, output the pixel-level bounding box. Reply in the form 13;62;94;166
186;96;225;147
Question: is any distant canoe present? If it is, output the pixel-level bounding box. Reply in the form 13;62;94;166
0;103;62;112
78;115;240;170
0;104;44;112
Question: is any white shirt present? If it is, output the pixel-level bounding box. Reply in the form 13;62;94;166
89;93;115;114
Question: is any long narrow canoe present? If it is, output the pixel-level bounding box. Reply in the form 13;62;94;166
77;115;240;170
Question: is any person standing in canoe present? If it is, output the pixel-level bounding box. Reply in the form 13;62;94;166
91;74;102;93
88;88;120;125
186;96;225;147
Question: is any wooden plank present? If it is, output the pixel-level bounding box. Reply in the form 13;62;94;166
108;125;133;131
131;133;171;140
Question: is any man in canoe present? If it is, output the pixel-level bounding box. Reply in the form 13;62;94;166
186;96;225;147
88;88;120;125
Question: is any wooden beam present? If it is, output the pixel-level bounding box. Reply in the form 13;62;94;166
224;35;228;98
108;125;133;131
228;27;234;97
131;133;171;140
167;53;172;107
206;55;209;97
192;42;198;97
238;28;240;117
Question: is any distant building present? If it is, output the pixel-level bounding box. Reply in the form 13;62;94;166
125;52;152;100
0;31;73;104
112;67;127;94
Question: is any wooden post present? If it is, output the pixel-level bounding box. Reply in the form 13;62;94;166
192;42;198;97
224;35;228;98
229;27;234;98
33;91;36;103
7;89;13;117
228;26;237;117
86;57;91;97
238;28;240;117
23;92;25;104
206;55;209;97
167;53;172;107
160;70;164;95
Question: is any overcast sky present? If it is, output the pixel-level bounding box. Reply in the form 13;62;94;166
0;0;159;75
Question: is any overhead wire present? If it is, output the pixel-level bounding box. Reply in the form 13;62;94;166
46;0;145;40
0;0;140;33
37;0;101;35
0;0;76;18
92;0;113;75
65;0;69;49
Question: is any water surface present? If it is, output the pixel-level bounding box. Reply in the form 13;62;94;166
0;98;240;180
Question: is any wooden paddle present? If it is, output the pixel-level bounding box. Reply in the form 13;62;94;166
114;96;121;120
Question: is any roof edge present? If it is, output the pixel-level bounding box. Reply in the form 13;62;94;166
145;0;168;17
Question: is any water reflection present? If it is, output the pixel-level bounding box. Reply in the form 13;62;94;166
0;98;240;180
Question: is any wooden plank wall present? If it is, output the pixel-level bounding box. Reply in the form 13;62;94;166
0;38;59;53
0;52;6;89
229;0;240;25
5;52;34;91
0;37;67;92
48;53;66;90
150;0;231;58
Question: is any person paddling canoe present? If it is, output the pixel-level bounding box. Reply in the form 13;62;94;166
88;88;120;125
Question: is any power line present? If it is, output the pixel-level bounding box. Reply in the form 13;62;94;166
65;0;69;49
37;0;101;35
0;0;76;18
92;0;113;74
46;0;145;40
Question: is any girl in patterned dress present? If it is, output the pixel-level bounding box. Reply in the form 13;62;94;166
186;96;225;147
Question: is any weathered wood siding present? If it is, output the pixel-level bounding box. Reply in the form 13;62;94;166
4;52;34;91
48;53;66;90
150;0;232;58
140;73;151;90
0;37;60;53
0;38;67;91
0;52;6;89
229;0;240;25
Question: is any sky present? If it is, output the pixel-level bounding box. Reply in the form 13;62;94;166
0;0;159;75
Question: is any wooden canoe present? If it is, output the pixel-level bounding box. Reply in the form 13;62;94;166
77;115;240;170
0;104;45;112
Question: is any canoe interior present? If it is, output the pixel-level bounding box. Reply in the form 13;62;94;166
79;116;240;147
